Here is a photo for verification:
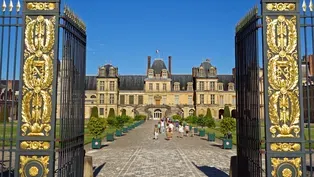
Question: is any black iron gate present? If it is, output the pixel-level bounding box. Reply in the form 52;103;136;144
236;0;314;177
0;0;86;176
235;6;263;177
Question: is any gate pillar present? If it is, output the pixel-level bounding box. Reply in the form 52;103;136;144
15;0;60;176
261;0;306;176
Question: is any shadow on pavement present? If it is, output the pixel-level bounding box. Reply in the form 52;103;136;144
192;162;228;177
93;162;106;177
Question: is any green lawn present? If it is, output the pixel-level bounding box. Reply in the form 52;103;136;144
0;121;119;147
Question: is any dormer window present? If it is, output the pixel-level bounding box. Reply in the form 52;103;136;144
209;67;216;76
228;83;234;91
162;69;168;78
109;67;115;77
199;67;205;77
99;68;105;76
218;83;223;91
187;82;193;91
174;82;180;91
148;69;154;78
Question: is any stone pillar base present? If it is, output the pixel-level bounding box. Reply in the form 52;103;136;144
84;155;93;177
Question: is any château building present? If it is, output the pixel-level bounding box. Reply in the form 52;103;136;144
78;56;237;119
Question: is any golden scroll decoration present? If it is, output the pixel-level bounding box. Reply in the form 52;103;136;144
20;141;50;150
19;156;49;177
266;15;300;138
27;2;55;10
21;15;55;136
271;157;302;177
266;3;296;11
270;143;301;151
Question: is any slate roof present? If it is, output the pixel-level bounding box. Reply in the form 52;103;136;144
119;75;146;90
151;59;167;74
171;74;193;90
217;75;234;90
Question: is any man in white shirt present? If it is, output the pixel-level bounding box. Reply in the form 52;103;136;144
161;120;165;133
169;121;174;132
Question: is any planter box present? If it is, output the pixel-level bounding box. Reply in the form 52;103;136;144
208;133;215;141
106;133;114;142
123;127;128;133
222;139;232;149
194;128;199;134
189;125;192;131
116;129;122;137
92;138;102;149
199;129;206;137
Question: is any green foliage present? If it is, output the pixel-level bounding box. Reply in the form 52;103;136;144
90;106;98;118
197;115;207;128
206;116;216;128
115;115;131;129
172;115;183;123
121;109;126;116
220;117;236;135
0;108;9;123
186;115;198;124
108;108;115;118
205;108;212;119
223;105;231;118
87;117;107;139
134;114;146;121
107;116;117;127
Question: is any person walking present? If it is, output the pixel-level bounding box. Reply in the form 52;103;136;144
154;124;159;140
178;123;184;138
161;120;165;134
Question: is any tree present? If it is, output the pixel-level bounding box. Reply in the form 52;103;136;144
223;105;231;118
115;115;131;129
172;115;182;123
134;115;146;121
121;109;126;116
220;117;236;136
205;108;212;119
108;108;115;118
90;106;98;118
87;117;107;139
197;114;207;128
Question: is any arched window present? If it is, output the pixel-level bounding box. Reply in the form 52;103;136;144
90;95;96;99
153;109;162;120
189;109;194;116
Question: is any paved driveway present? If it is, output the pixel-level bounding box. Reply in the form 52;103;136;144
86;120;236;177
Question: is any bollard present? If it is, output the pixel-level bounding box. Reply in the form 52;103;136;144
84;156;93;177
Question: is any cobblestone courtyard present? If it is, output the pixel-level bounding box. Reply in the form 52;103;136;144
86;120;236;177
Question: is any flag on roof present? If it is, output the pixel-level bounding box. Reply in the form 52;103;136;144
156;50;159;54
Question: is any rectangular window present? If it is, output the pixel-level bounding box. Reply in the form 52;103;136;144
149;83;153;90
149;95;153;104
100;94;104;104
110;81;115;91
120;95;125;105
163;83;167;91
220;95;224;105
210;81;215;91
162;96;167;105
138;95;143;104
200;94;204;104
219;84;223;91
175;95;179;105
232;96;236;105
174;85;180;91
188;95;192;105
100;81;105;91
199;81;204;91
156;83;160;91
210;94;215;104
99;108;104;115
129;95;134;105
109;94;114;104
188;85;193;91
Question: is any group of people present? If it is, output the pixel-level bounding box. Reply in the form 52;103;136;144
153;117;192;140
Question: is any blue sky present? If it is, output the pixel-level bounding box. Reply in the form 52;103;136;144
63;0;260;75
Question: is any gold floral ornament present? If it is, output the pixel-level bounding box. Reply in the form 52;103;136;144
27;2;55;11
19;156;49;177
266;3;296;11
270;143;300;151
21;15;55;136
271;158;302;177
266;15;300;138
20;141;50;150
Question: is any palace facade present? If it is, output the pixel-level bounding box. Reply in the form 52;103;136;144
79;56;237;119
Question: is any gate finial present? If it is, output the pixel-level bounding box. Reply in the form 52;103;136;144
303;0;307;11
310;0;313;11
16;0;20;12
8;0;12;11
2;0;6;11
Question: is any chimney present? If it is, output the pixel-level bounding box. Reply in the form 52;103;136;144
168;56;172;76
147;56;151;74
